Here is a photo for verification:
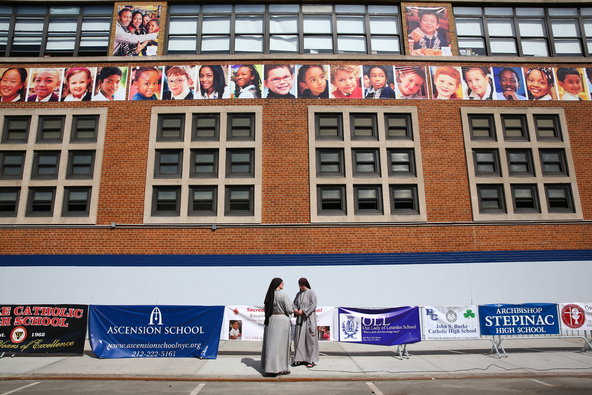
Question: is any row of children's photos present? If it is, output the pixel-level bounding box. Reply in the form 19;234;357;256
2;65;592;103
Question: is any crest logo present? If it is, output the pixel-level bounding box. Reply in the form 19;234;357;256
149;307;163;326
10;326;27;344
445;310;458;323
561;304;585;329
340;315;360;341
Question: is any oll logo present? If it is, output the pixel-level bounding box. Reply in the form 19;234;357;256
149;307;163;326
340;315;360;341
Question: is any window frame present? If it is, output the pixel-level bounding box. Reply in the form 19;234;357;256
0;151;26;179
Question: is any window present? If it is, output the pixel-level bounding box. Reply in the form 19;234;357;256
310;106;425;222
0;151;25;179
473;149;500;176
2;5;112;57
463;108;581;220
468;115;496;140
166;4;401;55
454;6;592;57
146;107;262;223
0;109;105;224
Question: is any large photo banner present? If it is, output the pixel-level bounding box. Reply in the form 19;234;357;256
479;303;559;336
559;303;592;331
89;305;224;358
338;306;421;346
422;305;480;340
0;304;87;354
221;305;336;341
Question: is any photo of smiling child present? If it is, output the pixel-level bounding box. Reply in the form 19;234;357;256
92;67;128;101
493;67;527;100
429;66;463;100
196;65;229;99
461;66;494;100
263;65;296;99
297;65;329;99
231;65;262;99
27;68;64;102
523;67;557;100
363;65;395;99
162;65;195;100
330;65;362;99
405;6;452;56
395;66;428;99
129;66;163;100
556;67;589;101
61;67;96;102
0;68;27;102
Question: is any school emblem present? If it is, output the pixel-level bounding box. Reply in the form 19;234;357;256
341;315;360;340
10;326;27;344
445;310;458;323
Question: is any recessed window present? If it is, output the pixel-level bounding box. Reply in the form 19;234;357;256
26;187;56;217
506;149;534;176
227;113;255;141
315;113;343;140
540;149;568;176
350;114;377;140
152;186;181;216
31;151;60;179
477;184;506;213
71;115;99;142
511;184;540;213
501;115;529;141
473;149;500;176
67;151;95;179
157;114;185;142
317;185;346;215
62;187;91;216
390;185;419;214
352;149;380;176
155;150;183;178
226;149;254;177
545;184;574;212
225;185;254;215
192;114;219;141
0;187;20;217
36;116;65;143
191;149;218;178
316;149;344;177
385;113;412;140
469;115;496;140
354;185;382;214
534;115;562;141
189;186;217;216
0;151;25;179
2;116;30;143
388;149;415;176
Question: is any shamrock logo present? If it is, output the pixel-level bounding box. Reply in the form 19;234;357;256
464;309;475;319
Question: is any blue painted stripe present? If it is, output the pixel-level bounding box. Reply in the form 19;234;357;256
1;250;590;267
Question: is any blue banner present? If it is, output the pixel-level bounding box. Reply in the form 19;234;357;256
338;306;421;345
479;303;559;336
89;305;224;358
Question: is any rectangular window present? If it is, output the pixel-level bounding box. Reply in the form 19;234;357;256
506;149;534;176
226;149;254;177
158;114;185;142
225;185;254;215
511;184;540;213
155;150;183;178
227;113;255;141
0;187;19;217
540;149;568;176
189;186;217;216
31;151;60;179
317;185;346;215
469;115;496;140
390;185;419;214
352;149;380;176
37;116;65;143
473;149;500;176
545;184;574;212
477;184;506;213
350;114;378;140
315;114;343;140
355;185;383;214
502;115;529;141
384;113;412;140
2;116;30;143
192;114;219;141
191;149;218;178
534;115;562;140
0;151;25;179
26;187;56;217
388;149;415;176
316;149;345;177
71;115;99;142
67;151;95;179
152;186;181;216
62;186;91;216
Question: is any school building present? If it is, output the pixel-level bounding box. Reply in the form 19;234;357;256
0;0;590;308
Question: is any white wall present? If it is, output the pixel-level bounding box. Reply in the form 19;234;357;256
2;260;591;306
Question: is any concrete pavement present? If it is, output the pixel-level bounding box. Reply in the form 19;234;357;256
1;338;591;381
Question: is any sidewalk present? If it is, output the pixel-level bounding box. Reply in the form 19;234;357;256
1;338;591;381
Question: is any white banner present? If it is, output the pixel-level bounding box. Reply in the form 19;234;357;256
422;305;480;340
221;305;335;341
559;303;592;332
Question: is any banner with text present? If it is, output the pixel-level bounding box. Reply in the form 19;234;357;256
422;305;480;340
559;303;592;332
0;304;87;354
89;305;223;358
479;303;559;336
221;305;336;341
338;306;421;346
